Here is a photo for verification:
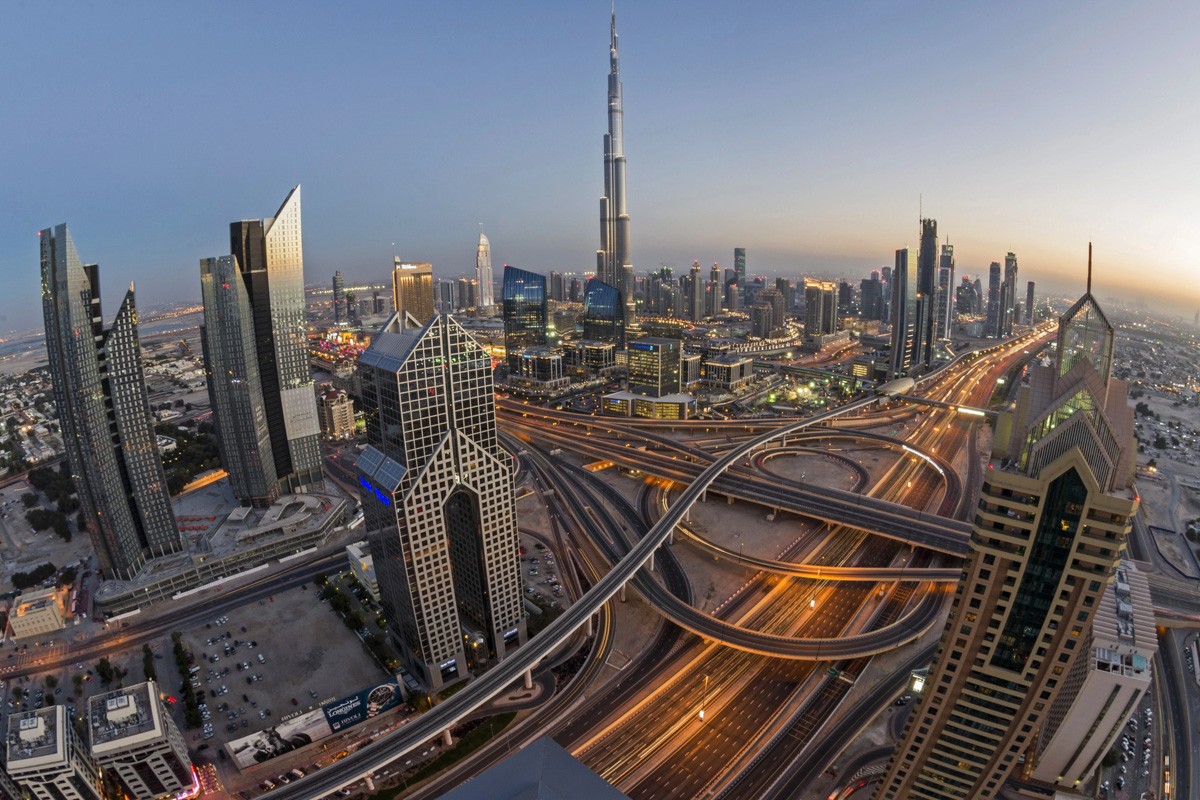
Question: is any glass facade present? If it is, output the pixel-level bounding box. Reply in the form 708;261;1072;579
501;266;548;371
40;225;179;579
1057;295;1113;385
889;247;919;378
582;278;625;348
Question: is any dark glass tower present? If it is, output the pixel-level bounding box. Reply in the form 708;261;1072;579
889;247;919;378
597;8;635;326
985;261;1002;337
357;313;526;689
200;256;279;507
733;247;747;304
917;218;938;366
582;278;626;348
227;186;323;494
501;265;548;371
40;225;179;580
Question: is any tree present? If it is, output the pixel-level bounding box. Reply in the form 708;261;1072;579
21;492;38;508
142;644;157;683
44;674;58;689
1154;435;1168;450
344;610;365;631
96;658;116;686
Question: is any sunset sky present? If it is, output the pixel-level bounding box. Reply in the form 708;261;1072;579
2;1;1197;331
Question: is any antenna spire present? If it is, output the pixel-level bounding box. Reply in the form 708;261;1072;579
1086;242;1093;294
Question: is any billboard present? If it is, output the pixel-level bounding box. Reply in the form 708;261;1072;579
226;678;403;770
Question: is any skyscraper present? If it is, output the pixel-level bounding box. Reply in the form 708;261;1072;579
917;218;938;366
687;261;704;322
1002;251;1019;337
40;225;179;580
733;248;746;304
228;186;323;494
803;279;838;336
627;337;682;397
582;278;626;348
356;313;526;689
475;230;495;313
502;266;548;371
200;256;279;507
985;261;1002;337
88;681;195;800
597;7;635;326
875;248;1138;800
889;247;919;378
935;243;956;341
391;259;435;324
1025;280;1036;325
860;274;884;321
332;270;345;325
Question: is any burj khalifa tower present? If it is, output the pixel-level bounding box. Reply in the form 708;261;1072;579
597;7;635;327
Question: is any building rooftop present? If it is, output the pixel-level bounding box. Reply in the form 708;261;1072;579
439;736;629;800
89;682;162;753
6;706;64;767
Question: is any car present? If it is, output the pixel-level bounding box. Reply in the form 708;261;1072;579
276;775;290;785
288;768;305;780
259;710;266;718
257;653;266;664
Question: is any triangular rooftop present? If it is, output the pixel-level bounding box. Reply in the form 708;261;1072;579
439;736;630;800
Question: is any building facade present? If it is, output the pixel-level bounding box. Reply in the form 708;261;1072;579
475;231;495;314
320;387;356;440
502;266;548;371
89;682;195;800
627;337;681;397
803;280;838;337
582;278;625;348
228;186;324;494
200;255;280;508
875;257;1139;800
889;246;919;378
8;588;65;641
392;260;435;324
597;8;635;327
6;706;103;800
357;314;526;689
40;224;180;580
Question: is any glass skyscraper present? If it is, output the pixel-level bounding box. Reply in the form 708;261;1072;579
889;247;919;378
357;313;526;689
40;224;179;580
200;256;279;507
227;186;323;494
582;278;625;348
501;265;548;371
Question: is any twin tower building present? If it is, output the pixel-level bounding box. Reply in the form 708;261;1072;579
41;185;524;691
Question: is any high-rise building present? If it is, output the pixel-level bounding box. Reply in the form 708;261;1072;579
582;278;626;348
875;249;1139;800
935;243;956;341
356;313;526;689
40;225;179;580
502;266;548;371
0;760;19;800
687;261;704;321
803;279;838;336
332;270;345;325
1025;281;1035;325
392;259;435;324
917;218;938;366
775;277;795;313
627;337;682;397
889;247;919;378
985;261;1002;337
319;387;356;441
228;186;324;494
88;681;195;800
733;248;746;304
597;8;635;326
6;706;103;800
860;275;885;321
200;256;280;508
475;230;495;314
1002;252;1019;337
548;271;565;302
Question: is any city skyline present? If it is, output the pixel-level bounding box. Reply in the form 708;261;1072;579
3;3;1198;332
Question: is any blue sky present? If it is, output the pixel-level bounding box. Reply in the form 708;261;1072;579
2;1;1197;333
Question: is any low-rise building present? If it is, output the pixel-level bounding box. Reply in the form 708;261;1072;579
702;353;754;391
320;387;356;441
9;588;65;642
346;540;380;602
89;681;195;800
5;706;103;800
601;391;693;420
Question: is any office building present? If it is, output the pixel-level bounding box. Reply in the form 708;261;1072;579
41;224;180;580
320;387;356;440
476;231;495;314
861;275;885;321
1025;280;1036;325
733;248;746;303
392;259;435;324
89;682;195;800
502;266;548;371
775;277;795;313
985;261;1002;337
935;243;955;341
687;261;704;321
875;249;1139;800
228;186;323;495
6;706;103;800
597;8;635;326
332;270;345;324
889;247;919;378
345;541;380;602
804;279;838;336
357;313;526;689
8;588;65;642
1028;564;1155;789
582;278;625;348
1002;252;1019;337
627;337;682;397
918;218;938;366
200;256;280;508
0;760;19;800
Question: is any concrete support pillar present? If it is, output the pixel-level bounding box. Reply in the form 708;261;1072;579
585;614;594;637
667;528;674;545
524;669;533;690
648;551;655;572
441;729;453;747
619;582;626;602
727;495;734;505
366;777;376;791
700;490;707;503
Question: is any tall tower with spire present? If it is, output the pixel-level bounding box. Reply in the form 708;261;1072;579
476;228;494;314
597;5;635;328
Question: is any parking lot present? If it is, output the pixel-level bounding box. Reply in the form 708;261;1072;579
1098;698;1156;799
170;583;392;784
